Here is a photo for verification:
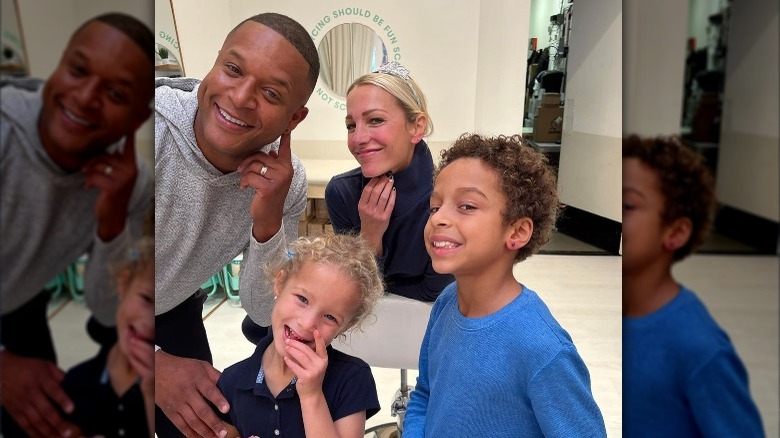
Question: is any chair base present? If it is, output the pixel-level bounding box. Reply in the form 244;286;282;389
364;422;399;438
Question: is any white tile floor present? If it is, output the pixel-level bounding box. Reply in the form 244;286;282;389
44;253;779;438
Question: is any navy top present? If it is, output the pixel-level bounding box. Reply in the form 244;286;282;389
61;351;148;438
217;332;380;438
624;286;764;437
325;141;453;301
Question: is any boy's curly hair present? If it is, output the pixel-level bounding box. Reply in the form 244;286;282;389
436;133;560;262
266;233;385;333
623;135;717;260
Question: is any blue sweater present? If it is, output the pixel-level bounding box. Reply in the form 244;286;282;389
624;286;764;437
404;283;606;437
325;141;453;301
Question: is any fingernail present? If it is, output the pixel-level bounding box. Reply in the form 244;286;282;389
393;187;396;191
61;429;72;437
221;404;230;413
219;429;228;438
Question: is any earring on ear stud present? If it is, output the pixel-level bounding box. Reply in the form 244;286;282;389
274;295;278;300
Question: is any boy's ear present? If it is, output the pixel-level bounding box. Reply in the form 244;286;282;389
663;217;693;252
506;217;534;251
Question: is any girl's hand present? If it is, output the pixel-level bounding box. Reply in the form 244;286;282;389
283;330;328;399
127;336;154;401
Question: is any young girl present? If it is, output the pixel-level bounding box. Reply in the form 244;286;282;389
61;237;155;438
325;61;453;303
403;134;606;437
623;135;763;436
217;233;385;438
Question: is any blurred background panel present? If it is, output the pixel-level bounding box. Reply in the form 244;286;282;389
624;0;778;435
3;0;154;372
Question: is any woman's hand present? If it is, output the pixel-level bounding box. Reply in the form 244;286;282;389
358;175;396;255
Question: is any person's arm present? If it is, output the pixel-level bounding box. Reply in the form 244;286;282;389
403;301;440;437
528;346;607;437
386;260;454;302
83;136;153;326
238;139;307;325
154;348;231;438
324;179;359;235
687;348;765;436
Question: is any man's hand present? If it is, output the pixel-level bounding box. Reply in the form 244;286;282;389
358;175;396;255
155;350;230;438
238;132;295;243
82;134;138;241
0;350;76;438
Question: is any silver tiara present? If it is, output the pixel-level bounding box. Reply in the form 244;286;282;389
375;61;411;81
374;61;420;106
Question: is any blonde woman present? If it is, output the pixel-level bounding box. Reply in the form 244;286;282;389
325;61;453;302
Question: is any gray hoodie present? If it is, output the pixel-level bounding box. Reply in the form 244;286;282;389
154;77;307;325
0;78;153;325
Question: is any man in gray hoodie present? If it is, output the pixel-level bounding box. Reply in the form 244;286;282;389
153;12;319;438
0;13;154;437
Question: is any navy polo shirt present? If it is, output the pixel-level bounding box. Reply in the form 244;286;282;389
217;332;380;437
61;351;148;438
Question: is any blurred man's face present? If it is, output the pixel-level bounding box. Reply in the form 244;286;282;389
39;21;152;170
622;158;670;276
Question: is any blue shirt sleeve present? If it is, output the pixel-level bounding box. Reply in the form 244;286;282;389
687;348;765;437
403;293;449;436
528;345;607;437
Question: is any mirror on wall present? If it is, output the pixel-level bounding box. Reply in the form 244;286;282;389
1;0;28;77
317;22;387;97
155;0;184;78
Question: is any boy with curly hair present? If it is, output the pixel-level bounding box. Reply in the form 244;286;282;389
403;133;606;437
623;135;764;436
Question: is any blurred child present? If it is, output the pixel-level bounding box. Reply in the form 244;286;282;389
623;135;763;436
217;233;385;438
61;237;155;437
404;133;606;437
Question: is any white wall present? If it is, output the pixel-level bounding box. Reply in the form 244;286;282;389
169;0;527;158
623;0;688;136
556;0;622;222
716;0;779;221
155;0;185;72
15;0;155;169
528;0;564;48
169;0;620;222
474;0;530;135
687;0;725;48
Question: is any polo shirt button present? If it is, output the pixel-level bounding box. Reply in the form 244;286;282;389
118;403;123;411
274;404;279;410
274;429;280;435
119;428;125;436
